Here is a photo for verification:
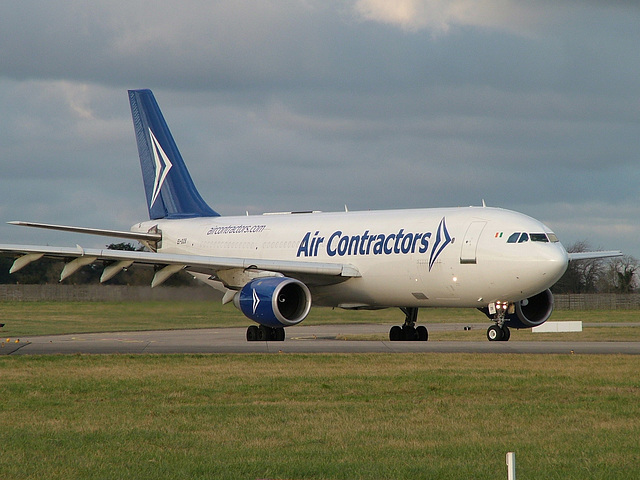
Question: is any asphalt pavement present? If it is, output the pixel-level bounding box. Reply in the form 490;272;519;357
2;323;639;355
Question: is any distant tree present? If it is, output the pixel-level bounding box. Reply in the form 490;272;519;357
553;240;607;293
106;242;139;251
601;255;639;293
0;257;16;283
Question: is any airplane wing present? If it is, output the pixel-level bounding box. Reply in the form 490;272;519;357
0;243;360;287
567;250;623;261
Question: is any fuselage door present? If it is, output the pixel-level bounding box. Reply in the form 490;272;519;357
460;221;487;264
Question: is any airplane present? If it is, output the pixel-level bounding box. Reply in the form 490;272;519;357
0;89;622;342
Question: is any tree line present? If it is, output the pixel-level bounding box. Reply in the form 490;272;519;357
553;241;638;294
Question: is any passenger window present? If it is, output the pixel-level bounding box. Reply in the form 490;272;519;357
507;233;520;243
518;233;529;243
530;233;549;242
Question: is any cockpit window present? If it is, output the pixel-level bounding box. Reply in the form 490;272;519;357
507;232;559;244
507;233;520;243
507;232;531;243
530;233;549;243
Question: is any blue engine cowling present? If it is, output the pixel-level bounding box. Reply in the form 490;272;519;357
233;277;312;328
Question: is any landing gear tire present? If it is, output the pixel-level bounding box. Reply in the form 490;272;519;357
389;325;403;341
247;325;259;341
258;325;269;341
246;325;285;342
501;325;511;341
416;325;428;341
389;326;419;341
402;325;417;341
487;324;504;341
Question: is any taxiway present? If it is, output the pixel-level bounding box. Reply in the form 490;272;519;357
2;323;639;355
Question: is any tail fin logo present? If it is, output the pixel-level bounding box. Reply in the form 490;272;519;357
149;128;173;208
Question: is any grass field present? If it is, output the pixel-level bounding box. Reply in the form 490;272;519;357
1;302;639;478
1;300;639;341
1;353;639;479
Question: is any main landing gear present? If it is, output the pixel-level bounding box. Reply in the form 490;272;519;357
246;325;285;342
389;307;428;341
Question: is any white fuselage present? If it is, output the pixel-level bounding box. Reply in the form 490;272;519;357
132;206;569;309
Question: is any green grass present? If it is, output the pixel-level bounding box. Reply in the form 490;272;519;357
0;354;638;479
0;301;232;336
1;301;639;341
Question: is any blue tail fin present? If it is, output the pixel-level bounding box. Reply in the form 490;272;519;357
128;89;220;219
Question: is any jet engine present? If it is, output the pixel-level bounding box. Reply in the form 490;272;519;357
480;289;554;329
233;277;312;328
505;288;554;329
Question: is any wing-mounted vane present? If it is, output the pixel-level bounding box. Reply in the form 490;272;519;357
9;252;44;274
101;260;134;283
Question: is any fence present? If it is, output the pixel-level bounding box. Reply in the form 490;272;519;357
554;293;640;310
0;284;219;302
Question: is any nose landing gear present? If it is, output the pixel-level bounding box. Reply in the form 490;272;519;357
486;301;512;341
487;323;510;341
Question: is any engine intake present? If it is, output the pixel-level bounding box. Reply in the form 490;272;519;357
506;289;554;328
479;289;555;329
233;277;312;328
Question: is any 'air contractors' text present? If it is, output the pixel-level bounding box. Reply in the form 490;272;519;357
296;229;431;257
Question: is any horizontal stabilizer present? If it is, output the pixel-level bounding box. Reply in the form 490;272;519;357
567;251;623;261
8;221;161;243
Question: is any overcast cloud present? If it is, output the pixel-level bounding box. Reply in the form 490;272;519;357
0;1;638;257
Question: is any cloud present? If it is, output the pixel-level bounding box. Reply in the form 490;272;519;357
0;1;340;90
352;0;549;35
0;1;638;257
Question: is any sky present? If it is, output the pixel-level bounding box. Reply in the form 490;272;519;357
0;1;638;257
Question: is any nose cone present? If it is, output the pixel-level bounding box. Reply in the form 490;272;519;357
539;243;569;288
